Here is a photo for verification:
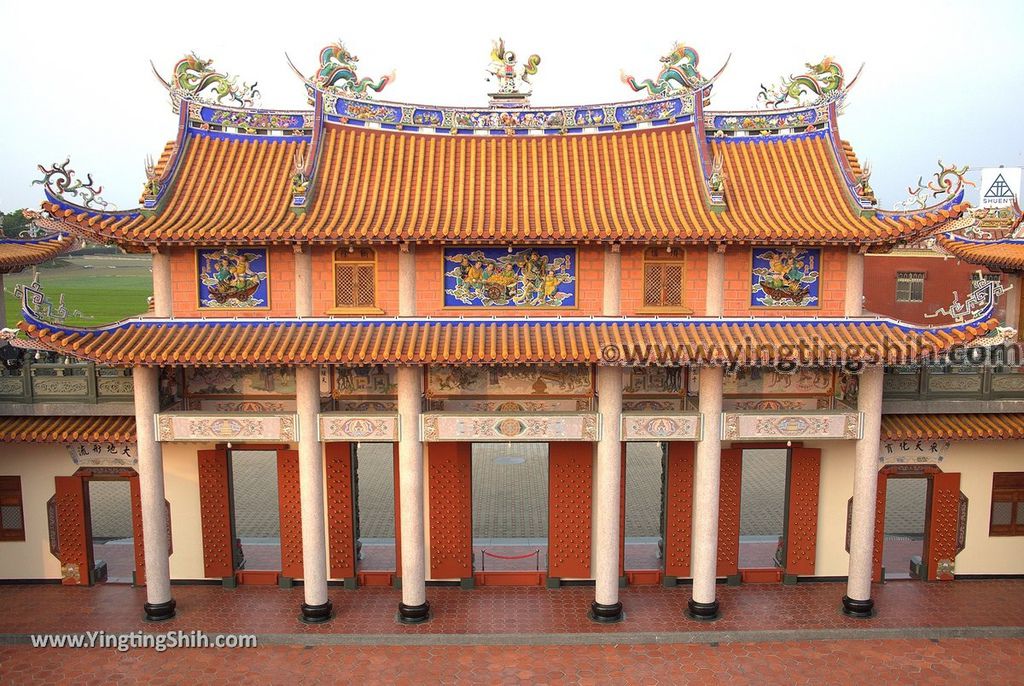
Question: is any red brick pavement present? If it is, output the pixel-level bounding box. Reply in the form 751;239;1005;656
1;579;1022;636
1;639;1022;685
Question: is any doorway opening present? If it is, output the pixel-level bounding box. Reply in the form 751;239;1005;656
355;443;396;572
625;442;663;570
739;448;787;569
882;477;929;579
228;449;280;572
472;442;548;572
86;479;134;583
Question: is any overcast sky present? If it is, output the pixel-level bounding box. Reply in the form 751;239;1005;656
1;0;1021;212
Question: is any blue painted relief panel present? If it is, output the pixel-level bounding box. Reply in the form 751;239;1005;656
443;247;576;308
197;247;270;309
750;247;821;308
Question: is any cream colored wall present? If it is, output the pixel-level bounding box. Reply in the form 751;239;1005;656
941;440;1024;575
160;443;209;580
0;444;75;580
807;440;855;577
0;442;212;581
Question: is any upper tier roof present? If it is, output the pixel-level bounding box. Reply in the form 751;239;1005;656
43;123;964;249
37;52;968;249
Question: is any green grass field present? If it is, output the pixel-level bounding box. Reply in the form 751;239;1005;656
4;255;152;328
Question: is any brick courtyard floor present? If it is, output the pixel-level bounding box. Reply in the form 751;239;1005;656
1;580;1022;683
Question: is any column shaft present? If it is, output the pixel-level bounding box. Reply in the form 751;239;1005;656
592;365;623;622
1004;275;1022;336
133;366;174;621
151;250;173;318
296;365;331;622
399;246;416;317
844;365;884;617
603;246;621;316
706;248;725;316
396;365;428;622
294;248;313;317
689;365;723;619
845;251;865;317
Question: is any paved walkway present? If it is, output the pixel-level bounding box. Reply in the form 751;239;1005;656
1;581;1021;684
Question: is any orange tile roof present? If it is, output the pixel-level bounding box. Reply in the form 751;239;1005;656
0;415;136;443
45;125;963;248
17;316;997;366
938;235;1024;273
881;413;1024;441
0;234;75;273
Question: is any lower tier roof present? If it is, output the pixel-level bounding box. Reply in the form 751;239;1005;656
0;234;75;274
938;234;1024;273
881;413;1024;441
17;315;996;367
0;415;136;443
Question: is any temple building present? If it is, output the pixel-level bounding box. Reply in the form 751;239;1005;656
2;41;1022;625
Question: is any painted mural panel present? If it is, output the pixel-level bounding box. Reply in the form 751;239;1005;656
185;367;296;397
426;365;592;398
750;247;820;308
690;368;834;397
443;247;576;308
332;366;398;398
197;248;270;309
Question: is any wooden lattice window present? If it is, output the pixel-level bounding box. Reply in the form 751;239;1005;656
333;248;377;310
895;271;925;303
0;476;25;542
642;248;686;309
990;472;1024;536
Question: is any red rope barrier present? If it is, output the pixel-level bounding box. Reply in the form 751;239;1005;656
481;550;540;560
479;548;542;572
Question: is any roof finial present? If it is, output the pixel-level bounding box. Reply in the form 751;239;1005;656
486;37;541;107
313;40;396;99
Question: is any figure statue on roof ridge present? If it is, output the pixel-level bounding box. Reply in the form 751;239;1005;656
315;41;396;98
758;57;845;108
171;53;259;108
486;38;541;104
620;43;707;98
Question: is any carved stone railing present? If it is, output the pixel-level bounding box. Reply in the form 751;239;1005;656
0;360;134;405
883;366;1024;401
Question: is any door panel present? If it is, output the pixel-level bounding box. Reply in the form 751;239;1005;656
662;442;695;578
548;442;593;579
427;442;473;580
197;448;234;578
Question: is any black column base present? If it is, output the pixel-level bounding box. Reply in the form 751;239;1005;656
686;598;720;621
397;601;430;624
589;601;624;624
841;595;874;618
300;601;334;624
143;599;176;622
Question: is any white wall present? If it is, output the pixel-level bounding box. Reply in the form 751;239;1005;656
0;444;74;580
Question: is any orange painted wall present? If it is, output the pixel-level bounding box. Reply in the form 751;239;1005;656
170;246;295;318
310;246;400;316
414;244;605;316
722;246;848;317
620;246;707;316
